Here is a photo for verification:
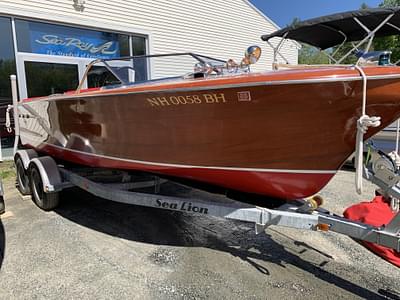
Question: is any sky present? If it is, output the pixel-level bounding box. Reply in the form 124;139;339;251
250;0;382;27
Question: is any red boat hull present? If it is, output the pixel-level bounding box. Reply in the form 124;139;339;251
36;143;334;199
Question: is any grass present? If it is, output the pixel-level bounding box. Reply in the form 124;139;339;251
0;161;16;181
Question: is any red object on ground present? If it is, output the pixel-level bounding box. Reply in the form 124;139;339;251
343;196;400;267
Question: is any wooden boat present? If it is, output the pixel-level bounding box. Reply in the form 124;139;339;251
16;8;400;200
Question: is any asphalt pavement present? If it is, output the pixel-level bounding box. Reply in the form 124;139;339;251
0;162;399;300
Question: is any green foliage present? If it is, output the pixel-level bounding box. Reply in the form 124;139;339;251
379;0;400;6
331;43;358;64
298;44;329;64
288;17;301;28
374;36;400;62
328;2;369;64
372;0;400;63
0;161;15;180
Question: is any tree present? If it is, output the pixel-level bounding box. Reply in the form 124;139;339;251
373;0;400;63
331;43;359;64
360;3;369;9
298;44;329;64
379;0;400;6
328;3;371;64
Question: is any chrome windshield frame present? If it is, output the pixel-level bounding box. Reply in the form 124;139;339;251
76;52;226;93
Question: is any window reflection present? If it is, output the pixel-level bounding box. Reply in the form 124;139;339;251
25;62;79;97
132;36;148;82
0;16;17;157
87;66;121;88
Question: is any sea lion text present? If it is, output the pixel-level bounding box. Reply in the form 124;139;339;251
156;199;209;214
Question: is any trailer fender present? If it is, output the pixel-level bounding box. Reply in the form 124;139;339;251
29;157;62;193
0;179;3;197
15;149;38;170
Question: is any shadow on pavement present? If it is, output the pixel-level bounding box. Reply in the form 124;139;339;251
0;218;5;270
55;186;391;300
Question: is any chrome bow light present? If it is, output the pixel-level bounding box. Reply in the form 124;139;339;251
245;46;262;64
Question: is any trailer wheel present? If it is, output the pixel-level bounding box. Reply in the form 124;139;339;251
0;196;4;215
15;155;31;195
29;164;59;211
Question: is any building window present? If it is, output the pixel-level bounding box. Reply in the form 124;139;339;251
0;16;16;153
132;36;146;56
15;19;148;85
132;36;147;82
15;19;131;59
25;62;79;97
87;66;121;88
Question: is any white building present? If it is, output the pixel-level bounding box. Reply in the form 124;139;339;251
0;0;298;157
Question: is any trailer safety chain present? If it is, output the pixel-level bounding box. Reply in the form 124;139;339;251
354;65;381;194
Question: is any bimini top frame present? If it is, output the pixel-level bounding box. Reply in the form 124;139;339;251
261;7;400;66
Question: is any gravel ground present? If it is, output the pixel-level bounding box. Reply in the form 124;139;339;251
0;162;399;300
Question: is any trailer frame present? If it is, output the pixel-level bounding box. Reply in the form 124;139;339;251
13;148;400;252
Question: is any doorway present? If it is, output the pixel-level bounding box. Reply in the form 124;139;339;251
17;53;135;99
25;61;79;98
17;53;93;99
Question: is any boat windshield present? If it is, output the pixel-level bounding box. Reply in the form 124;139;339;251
77;53;226;91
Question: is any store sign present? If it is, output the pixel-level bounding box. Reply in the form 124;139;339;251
30;30;120;59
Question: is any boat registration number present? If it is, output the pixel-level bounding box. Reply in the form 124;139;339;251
146;93;226;107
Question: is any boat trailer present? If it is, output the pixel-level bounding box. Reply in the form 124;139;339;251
12;147;400;253
4;73;400;255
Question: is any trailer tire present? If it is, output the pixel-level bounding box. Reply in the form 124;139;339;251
29;164;59;211
15;155;31;195
0;196;4;214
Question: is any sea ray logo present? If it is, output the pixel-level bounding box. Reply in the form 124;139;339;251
35;34;118;55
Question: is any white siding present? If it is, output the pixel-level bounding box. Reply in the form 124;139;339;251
0;0;298;74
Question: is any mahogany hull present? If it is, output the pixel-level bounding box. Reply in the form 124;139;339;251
18;66;400;200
